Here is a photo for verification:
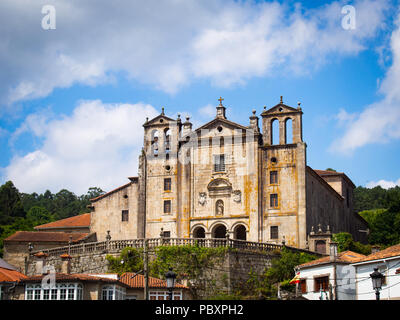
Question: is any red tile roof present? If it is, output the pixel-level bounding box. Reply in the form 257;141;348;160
120;273;188;289
313;169;355;188
34;213;90;230
21;273;128;287
356;243;400;263
4;231;90;243
0;267;27;282
298;251;366;269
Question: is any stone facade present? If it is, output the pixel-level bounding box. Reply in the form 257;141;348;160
89;98;368;249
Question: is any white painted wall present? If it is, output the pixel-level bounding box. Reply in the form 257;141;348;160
299;263;358;300
354;257;400;300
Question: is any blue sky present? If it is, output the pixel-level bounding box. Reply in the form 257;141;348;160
0;0;400;195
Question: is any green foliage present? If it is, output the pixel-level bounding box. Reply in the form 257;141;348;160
332;232;371;255
106;247;144;275
243;248;316;299
354;185;400;213
149;245;227;280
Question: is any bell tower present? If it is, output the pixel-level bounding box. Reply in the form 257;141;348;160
142;108;181;238
260;97;307;248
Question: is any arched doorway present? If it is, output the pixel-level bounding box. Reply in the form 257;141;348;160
212;224;227;238
315;240;326;254
193;226;206;239
234;225;247;240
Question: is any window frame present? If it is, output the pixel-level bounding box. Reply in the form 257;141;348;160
270;226;279;239
164;178;172;192
270;193;279;208
163;200;172;214
270;171;278;184
121;210;129;222
213;154;226;172
149;290;183;300
314;275;330;292
25;282;83;300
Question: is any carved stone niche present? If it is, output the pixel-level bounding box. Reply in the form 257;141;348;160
207;178;232;197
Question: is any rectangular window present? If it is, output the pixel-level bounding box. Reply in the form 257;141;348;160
60;288;67;300
213;154;225;172
43;289;50;300
270;226;279;239
314;276;329;292
270;193;278;208
163;231;171;238
122;210;129;222
51;289;57;300
164;200;171;214
164;178;172;191
34;288;41;300
270;171;278;184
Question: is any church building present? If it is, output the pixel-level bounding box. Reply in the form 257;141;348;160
89;97;368;251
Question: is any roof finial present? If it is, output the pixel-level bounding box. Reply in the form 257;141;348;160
218;96;224;106
280;96;283;104
161;107;165;115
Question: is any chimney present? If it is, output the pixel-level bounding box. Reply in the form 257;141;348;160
371;245;380;254
60;253;72;274
33;252;48;275
329;242;338;262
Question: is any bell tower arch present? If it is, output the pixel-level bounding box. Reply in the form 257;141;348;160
260;97;307;248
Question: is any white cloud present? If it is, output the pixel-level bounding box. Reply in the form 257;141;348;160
198;104;215;119
330;11;400;154
366;178;400;189
4;100;158;194
0;0;390;107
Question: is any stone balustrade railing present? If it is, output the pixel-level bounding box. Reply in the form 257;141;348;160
30;237;285;258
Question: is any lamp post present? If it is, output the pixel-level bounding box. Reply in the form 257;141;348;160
370;268;384;300
165;268;176;301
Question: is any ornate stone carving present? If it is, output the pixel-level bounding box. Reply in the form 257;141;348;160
233;190;241;203
198;192;207;205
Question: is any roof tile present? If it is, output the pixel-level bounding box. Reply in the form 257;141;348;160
120;273;187;289
298;251;366;269
34;213;90;230
4;231;89;243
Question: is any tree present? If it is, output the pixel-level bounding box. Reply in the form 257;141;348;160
332;232;371;255
0;181;26;222
26;206;55;226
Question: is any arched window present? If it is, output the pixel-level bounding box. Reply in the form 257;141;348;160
271;119;279;145
213;224;227;238
193;226;206;239
164;128;171;150
234;225;247;240
151;130;159;156
285;118;293;144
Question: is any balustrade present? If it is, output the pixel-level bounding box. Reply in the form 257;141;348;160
30;237;283;258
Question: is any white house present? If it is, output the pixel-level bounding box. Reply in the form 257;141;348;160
296;249;366;300
352;243;400;300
